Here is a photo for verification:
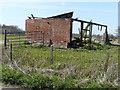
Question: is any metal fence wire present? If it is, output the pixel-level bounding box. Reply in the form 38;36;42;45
4;30;44;49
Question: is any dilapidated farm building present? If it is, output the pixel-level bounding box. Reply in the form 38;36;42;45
25;12;109;48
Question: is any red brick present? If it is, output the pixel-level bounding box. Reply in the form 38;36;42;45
26;18;71;48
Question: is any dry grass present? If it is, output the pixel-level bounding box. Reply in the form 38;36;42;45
2;45;118;88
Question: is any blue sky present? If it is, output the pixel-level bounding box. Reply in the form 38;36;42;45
1;2;118;35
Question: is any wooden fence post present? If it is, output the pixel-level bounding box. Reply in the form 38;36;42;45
4;30;7;49
104;53;109;72
42;32;44;47
89;23;92;44
50;45;53;64
10;43;12;62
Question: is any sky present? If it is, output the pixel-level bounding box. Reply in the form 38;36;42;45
118;1;120;38
0;1;118;35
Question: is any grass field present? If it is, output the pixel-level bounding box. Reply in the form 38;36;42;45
0;34;4;41
1;43;119;89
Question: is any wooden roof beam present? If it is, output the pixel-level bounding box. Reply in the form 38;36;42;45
72;18;107;27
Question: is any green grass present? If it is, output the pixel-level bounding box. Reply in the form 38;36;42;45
0;34;4;40
1;34;119;88
2;45;119;89
0;34;2;40
12;45;118;68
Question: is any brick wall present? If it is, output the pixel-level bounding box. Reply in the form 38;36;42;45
25;18;71;47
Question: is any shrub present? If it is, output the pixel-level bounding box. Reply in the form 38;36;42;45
2;66;54;89
24;73;53;89
82;41;112;50
2;66;24;85
83;45;96;50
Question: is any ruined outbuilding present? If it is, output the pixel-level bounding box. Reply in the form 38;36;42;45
25;12;109;48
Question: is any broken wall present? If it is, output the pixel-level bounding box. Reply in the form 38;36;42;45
26;18;71;47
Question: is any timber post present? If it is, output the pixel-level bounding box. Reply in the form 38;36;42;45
10;43;12;62
50;45;53;64
104;26;109;45
42;32;44;47
89;23;93;44
80;22;83;45
4;30;7;49
104;53;109;73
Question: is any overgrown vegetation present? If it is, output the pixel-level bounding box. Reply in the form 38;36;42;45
82;41;111;50
1;43;119;89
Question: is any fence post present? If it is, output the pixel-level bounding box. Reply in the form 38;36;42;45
42;32;44;47
50;45;53;64
10;43;12;62
89;23;92;44
104;53;109;72
4;30;7;49
18;32;20;45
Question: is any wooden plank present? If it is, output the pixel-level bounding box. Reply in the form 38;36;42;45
72;18;107;27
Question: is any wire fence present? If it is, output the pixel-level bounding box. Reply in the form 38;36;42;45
4;30;44;49
2;30;53;67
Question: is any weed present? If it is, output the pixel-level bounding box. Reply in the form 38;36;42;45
2;45;118;88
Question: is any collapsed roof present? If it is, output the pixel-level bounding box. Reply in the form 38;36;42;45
28;12;73;19
47;12;73;18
